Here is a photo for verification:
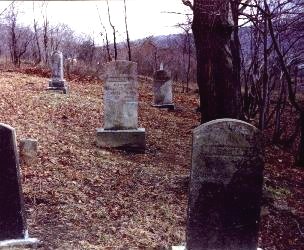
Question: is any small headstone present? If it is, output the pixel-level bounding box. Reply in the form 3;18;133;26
19;138;38;166
152;66;175;110
96;60;145;151
160;62;164;70
186;119;264;250
0;123;38;246
48;50;69;94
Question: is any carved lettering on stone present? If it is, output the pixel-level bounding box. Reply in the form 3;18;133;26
187;119;264;250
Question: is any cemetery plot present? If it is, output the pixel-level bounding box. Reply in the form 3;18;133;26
0;69;302;249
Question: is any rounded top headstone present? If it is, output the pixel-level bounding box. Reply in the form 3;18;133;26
187;118;264;250
193;118;263;149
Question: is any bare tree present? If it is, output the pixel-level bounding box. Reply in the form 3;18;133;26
176;17;192;93
183;0;242;123
32;1;41;65
239;0;304;165
0;1;15;17
123;0;131;61
106;0;117;60
41;1;49;65
6;2;33;66
96;5;111;62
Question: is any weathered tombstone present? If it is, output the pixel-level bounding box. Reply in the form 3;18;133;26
152;64;175;110
19;138;38;166
173;119;264;250
160;62;164;70
0;124;38;247
48;50;69;94
96;60;145;151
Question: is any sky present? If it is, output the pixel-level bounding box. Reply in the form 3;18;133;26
0;0;192;44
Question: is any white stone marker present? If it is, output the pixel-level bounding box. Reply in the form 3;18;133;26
96;60;145;151
48;50;69;94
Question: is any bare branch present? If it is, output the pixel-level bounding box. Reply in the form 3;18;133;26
182;0;193;10
0;0;15;16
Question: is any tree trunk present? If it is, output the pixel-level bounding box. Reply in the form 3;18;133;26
259;14;269;130
192;0;241;123
123;0;131;61
107;0;117;60
296;112;304;167
33;2;41;65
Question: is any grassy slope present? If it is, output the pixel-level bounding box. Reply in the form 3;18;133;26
0;70;302;249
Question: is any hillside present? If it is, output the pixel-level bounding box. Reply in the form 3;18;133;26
0;68;303;249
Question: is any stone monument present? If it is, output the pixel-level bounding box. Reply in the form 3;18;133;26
48;50;68;94
0;124;38;247
96;60;145;151
19;138;38;166
173;119;264;250
152;64;175;110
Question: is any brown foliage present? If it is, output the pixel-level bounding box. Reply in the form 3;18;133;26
0;68;302;249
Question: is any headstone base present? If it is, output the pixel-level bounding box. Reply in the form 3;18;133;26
0;238;39;248
171;246;263;250
152;103;175;110
96;128;145;152
48;80;69;94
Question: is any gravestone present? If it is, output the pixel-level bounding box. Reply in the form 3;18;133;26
172;119;264;250
19;138;38;166
0;124;38;247
152;65;175;110
96;60;145;151
48;50;68;94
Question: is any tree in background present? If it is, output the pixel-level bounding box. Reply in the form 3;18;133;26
96;5;111;62
106;0;117;60
183;0;242;123
123;0;131;61
5;2;32;67
32;1;41;65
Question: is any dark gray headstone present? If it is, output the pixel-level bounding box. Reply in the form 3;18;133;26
0;124;26;241
51;50;64;81
187;119;264;250
152;68;174;109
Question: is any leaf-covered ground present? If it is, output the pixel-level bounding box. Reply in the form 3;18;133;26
0;69;303;249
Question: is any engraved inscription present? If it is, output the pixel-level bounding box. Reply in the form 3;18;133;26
102;61;138;130
105;82;137;102
202;145;256;157
197;144;259;184
107;76;134;82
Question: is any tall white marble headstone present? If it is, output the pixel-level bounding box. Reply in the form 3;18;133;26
96;60;145;151
48;50;69;94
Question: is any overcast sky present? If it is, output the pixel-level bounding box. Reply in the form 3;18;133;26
0;0;192;44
